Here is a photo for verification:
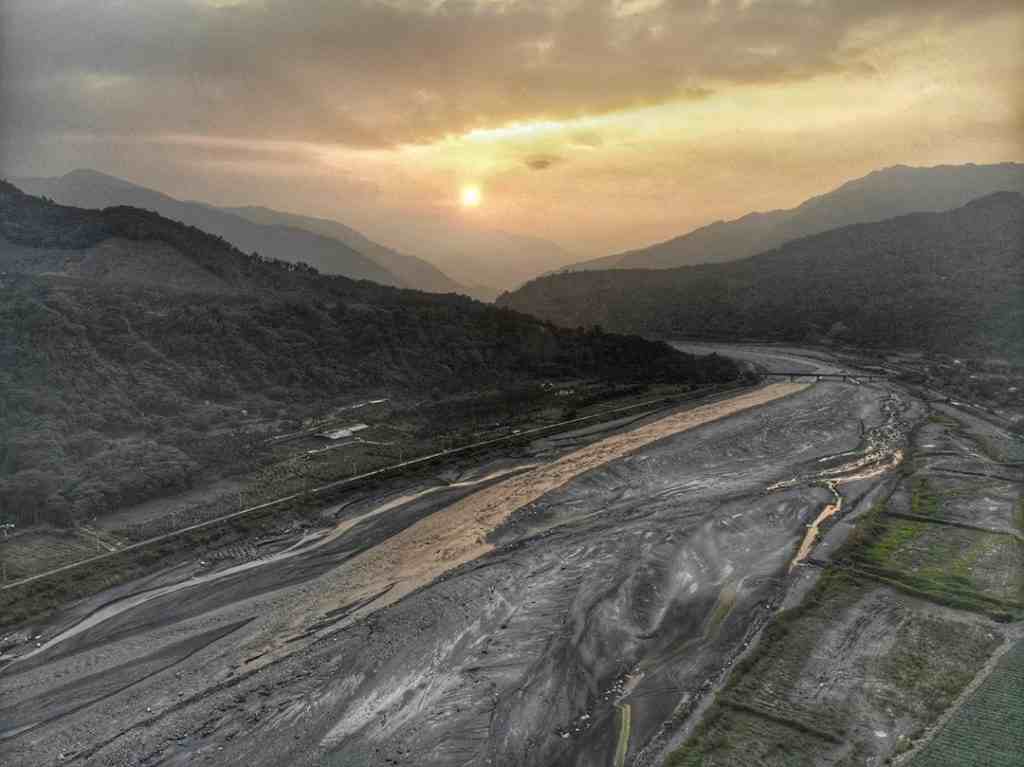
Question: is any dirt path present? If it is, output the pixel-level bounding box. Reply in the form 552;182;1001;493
271;383;808;650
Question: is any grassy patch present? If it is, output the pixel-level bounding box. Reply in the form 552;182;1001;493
614;703;632;767
843;561;1021;622
664;566;1002;766
665;424;1022;767
910;640;1024;767
665;705;826;767
833;479;1023;619
0;528;122;582
975;433;1024;464
868;615;1002;723
705;581;739;637
910;478;941;517
861;517;925;565
0;486;335;630
846;513;1024;619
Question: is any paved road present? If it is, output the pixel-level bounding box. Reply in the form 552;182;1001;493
0;345;905;767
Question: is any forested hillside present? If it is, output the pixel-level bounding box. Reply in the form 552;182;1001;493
0;181;738;525
501;193;1024;358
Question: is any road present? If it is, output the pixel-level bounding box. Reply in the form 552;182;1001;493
1;382;742;593
0;344;908;767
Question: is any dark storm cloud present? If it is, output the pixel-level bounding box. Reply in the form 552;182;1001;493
0;0;1017;151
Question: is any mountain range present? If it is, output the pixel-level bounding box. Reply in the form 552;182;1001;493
0;180;737;525
564;163;1024;272
219;204;465;295
500;192;1024;360
16;163;1022;300
13;169;474;296
12;169;585;300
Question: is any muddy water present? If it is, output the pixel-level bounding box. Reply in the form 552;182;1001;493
264;383;810;655
784;391;908;569
9;386;807;674
790;481;842;570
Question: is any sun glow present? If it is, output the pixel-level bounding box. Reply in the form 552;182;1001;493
460;184;482;207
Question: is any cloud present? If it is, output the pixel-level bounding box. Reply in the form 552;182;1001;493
524;153;565;170
0;0;1018;152
571;131;605;148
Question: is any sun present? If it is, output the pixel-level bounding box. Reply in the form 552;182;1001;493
460;184;482;208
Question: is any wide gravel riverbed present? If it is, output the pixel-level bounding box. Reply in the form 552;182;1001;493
1;346;912;767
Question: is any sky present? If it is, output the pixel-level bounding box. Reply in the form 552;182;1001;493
2;0;1022;262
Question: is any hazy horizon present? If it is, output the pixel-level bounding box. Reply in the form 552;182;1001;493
3;1;1023;260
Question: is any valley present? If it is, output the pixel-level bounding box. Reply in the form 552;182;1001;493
4;343;1018;766
500;192;1024;364
3;2;1022;764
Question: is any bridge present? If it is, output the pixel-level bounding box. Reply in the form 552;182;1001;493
763;371;889;384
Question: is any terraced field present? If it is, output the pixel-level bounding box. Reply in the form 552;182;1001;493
665;572;1002;766
909;638;1024;767
663;378;1024;767
848;512;1024;618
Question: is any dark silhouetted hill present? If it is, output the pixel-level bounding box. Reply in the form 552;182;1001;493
14;169;454;290
500;192;1024;359
567;163;1024;272
221;203;470;296
0;180;738;525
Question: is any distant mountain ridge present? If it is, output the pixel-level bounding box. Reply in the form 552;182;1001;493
357;216;577;297
566;163;1024;272
0;177;335;295
221;204;467;296
500;192;1024;360
13;169;468;295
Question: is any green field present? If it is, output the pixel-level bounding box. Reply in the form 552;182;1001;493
838;485;1024;620
666;705;825;767
910;639;1024;767
663;571;1001;766
855;518;1024;605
